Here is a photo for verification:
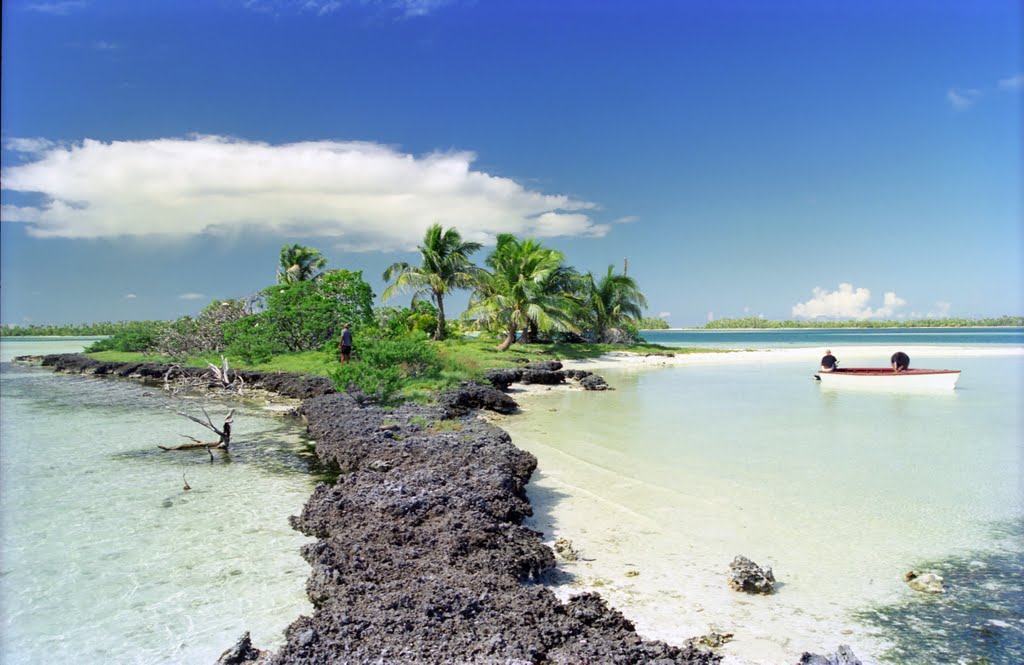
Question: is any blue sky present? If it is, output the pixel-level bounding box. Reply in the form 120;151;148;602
1;0;1020;327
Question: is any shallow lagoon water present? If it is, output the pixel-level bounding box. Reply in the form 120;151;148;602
500;344;1023;664
0;339;318;664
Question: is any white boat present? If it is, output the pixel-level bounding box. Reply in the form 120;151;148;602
815;367;961;391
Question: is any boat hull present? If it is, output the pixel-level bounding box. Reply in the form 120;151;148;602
816;367;961;391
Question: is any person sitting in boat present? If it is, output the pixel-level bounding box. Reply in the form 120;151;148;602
891;351;910;373
820;350;839;372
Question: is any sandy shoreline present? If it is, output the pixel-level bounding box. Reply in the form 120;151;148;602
560;344;1024;372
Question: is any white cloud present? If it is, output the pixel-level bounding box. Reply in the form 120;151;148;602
4;137;58;155
25;1;88;15
243;0;452;17
791;283;907;320
124;293;137;299
927;301;952;318
613;215;640;225
92;40;119;51
0;135;605;249
657;311;671;319
998;73;1024;91
177;293;205;300
946;87;981;111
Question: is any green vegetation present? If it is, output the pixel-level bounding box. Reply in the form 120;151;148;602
0;320;170;337
584;265;648;344
382;223;482;342
704;316;1024;329
51;233;720;403
277;243;328;284
637;317;670;330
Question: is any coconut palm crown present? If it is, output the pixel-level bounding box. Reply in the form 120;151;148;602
466;234;579;351
382;224;482;341
587;264;648;342
277;244;328;284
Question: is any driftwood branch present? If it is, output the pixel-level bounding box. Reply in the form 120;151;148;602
158;408;235;455
162;356;244;395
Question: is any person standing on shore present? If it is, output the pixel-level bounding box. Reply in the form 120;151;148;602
820;349;839;372
891;351;910;372
339;324;353;364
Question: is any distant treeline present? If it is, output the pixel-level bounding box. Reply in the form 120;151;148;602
703;316;1024;329
0;320;171;337
637;317;670;330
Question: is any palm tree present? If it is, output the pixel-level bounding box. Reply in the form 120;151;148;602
382;224;482;341
277;244;328;284
586;265;648;343
466;234;578;351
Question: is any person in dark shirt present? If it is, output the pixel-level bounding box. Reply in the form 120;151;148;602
820;349;838;372
890;351;910;372
340;324;353;364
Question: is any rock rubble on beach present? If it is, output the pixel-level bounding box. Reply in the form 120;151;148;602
727;555;776;594
221;387;720;664
796;644;862;665
36;353;335;399
484;361;611;391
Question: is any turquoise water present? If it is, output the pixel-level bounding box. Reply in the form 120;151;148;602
642;326;1024;349
0;339;319;664
500;334;1024;664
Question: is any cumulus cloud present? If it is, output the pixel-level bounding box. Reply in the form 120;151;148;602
124;293;137;299
0;135;607;250
177;292;206;300
791;283;907;320
946;87;981;111
657;311;671;319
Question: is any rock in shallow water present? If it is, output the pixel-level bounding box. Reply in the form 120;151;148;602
904;569;945;593
727;555;776;594
796;644;862;665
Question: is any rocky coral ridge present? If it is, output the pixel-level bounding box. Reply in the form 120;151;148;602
36;353;335;399
485;360;610;391
220;391;719;664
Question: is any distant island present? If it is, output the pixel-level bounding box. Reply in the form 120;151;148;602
701;316;1024;329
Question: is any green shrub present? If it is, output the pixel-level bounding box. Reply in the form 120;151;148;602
327;332;442;404
329;363;404;404
223;315;277;364
86;321;163;352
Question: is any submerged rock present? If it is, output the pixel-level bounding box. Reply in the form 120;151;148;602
215;632;269;665
796;644;862;665
579;374;610;390
685;628;734;649
904;569;945;593
553;536;580;561
727;555;776;594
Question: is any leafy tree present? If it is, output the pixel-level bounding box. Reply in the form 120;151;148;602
277;243;328;284
382;224;482;341
585;265;648;343
155;299;251;357
466;234;579;351
225;269;375;357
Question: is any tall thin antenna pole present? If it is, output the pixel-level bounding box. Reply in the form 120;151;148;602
623;257;628;275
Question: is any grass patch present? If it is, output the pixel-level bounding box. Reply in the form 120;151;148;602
83;336;731;402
